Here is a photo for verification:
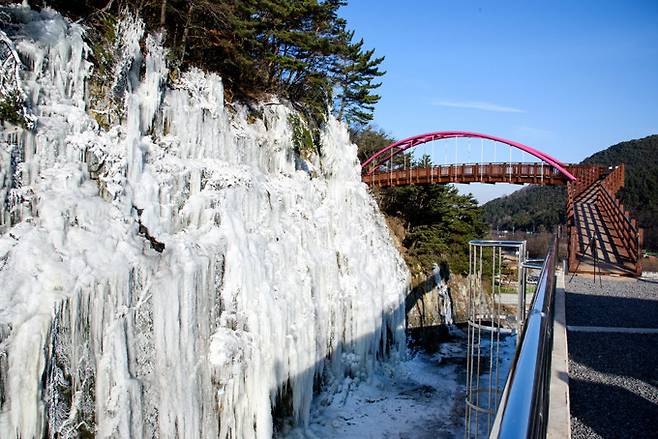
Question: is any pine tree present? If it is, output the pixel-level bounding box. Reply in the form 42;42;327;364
27;0;387;127
332;32;385;127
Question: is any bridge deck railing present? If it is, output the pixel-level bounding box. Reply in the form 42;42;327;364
566;163;643;275
568;165;606;200
597;165;642;274
566;182;578;270
364;162;570;186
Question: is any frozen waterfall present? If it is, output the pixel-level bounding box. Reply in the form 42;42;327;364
0;5;409;439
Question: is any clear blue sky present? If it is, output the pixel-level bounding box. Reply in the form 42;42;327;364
342;0;658;203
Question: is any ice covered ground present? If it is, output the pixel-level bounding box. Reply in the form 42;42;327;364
280;335;468;439
278;330;517;439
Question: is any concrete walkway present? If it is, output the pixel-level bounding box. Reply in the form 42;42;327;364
565;274;658;438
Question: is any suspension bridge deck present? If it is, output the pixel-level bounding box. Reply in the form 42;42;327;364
362;162;589;187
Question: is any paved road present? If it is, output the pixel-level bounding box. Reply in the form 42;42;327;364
566;275;658;439
498;293;533;306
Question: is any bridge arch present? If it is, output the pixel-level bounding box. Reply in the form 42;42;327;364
361;131;576;182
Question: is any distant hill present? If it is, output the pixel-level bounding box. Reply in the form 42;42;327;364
482;134;658;250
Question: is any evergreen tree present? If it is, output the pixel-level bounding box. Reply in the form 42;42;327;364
350;124;395;162
381;184;486;275
351;124;410;172
332;33;385;127
25;0;386;127
414;154;432;168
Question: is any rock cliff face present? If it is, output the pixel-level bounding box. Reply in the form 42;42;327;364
0;6;408;438
406;265;455;329
405;266;470;351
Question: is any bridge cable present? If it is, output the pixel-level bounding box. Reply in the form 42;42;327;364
454;137;458;182
480;138;484;182
509;144;512;182
467;138;472;181
430;140;434;183
389;154;392;185
423;141;427;183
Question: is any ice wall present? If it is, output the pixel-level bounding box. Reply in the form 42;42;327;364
0;6;409;439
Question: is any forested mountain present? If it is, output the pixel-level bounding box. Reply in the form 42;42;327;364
480;186;566;234
483;134;658;250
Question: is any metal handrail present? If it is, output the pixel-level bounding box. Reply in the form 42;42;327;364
489;239;557;438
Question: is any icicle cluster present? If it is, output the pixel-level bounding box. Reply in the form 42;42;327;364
433;264;454;326
0;5;409;439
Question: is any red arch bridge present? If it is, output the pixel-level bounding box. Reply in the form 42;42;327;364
360;131;643;276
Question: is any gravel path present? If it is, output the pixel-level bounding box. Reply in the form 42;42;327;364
566;275;658;439
566;275;658;328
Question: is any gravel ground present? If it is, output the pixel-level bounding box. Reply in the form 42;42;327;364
566;275;658;328
569;333;658;438
566;275;658;439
